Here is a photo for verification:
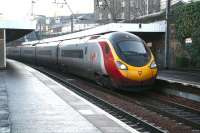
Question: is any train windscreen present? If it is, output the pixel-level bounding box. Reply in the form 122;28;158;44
117;40;151;67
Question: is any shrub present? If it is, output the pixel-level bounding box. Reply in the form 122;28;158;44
174;1;200;67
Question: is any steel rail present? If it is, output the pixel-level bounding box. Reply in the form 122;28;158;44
34;66;166;133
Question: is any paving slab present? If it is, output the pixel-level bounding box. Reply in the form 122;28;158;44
158;70;200;88
0;71;10;133
5;59;138;133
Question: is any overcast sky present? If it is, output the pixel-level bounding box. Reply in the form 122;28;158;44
0;0;191;20
0;0;94;20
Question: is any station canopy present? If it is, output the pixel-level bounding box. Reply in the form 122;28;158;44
38;20;166;43
0;19;35;42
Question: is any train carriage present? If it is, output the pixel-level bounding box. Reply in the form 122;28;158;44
36;41;59;67
20;45;36;64
7;31;158;91
7;46;21;60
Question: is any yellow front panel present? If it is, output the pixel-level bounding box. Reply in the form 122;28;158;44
117;58;158;81
106;40;158;82
127;66;157;81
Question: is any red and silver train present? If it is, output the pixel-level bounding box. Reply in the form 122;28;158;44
7;31;158;91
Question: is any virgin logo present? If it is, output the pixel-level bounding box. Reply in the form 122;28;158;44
90;52;97;63
138;71;142;76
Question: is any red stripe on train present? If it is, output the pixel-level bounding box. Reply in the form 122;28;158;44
98;41;125;86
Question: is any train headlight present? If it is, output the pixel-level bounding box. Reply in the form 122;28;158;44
150;62;157;69
116;61;128;70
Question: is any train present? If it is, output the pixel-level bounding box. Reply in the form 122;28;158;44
7;31;158;91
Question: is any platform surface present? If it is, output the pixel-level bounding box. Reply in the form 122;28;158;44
2;60;138;133
158;70;200;88
0;71;10;133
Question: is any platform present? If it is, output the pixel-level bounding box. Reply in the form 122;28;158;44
0;71;10;133
158;70;200;88
1;59;138;133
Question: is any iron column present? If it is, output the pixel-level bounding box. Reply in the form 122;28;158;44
0;29;6;69
164;0;171;69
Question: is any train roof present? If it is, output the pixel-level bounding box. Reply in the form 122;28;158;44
103;32;142;42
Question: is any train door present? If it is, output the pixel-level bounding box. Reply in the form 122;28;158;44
81;43;89;76
84;43;97;79
86;42;102;79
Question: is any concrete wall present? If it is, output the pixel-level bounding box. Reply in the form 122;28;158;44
0;29;6;69
135;32;165;69
150;34;165;69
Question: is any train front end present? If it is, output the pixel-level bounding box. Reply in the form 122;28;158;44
101;32;158;90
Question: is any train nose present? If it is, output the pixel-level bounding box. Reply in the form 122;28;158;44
127;67;157;82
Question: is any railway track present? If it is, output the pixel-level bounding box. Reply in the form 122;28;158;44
93;88;200;131
34;66;166;133
103;89;200;131
31;65;200;132
126;95;200;130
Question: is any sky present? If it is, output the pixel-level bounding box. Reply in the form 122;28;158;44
0;0;94;20
0;0;191;20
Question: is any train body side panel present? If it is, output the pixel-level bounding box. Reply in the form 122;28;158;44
59;39;82;74
7;47;21;60
85;41;107;77
36;42;58;67
6;47;11;58
58;38;106;80
20;46;36;64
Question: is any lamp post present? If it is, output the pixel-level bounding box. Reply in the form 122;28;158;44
31;0;36;16
146;0;149;15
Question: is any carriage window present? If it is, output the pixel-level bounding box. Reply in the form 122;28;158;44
24;50;33;54
62;50;83;58
13;50;19;54
38;50;52;56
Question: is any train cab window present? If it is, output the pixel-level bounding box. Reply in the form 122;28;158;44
118;41;146;54
117;40;151;67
